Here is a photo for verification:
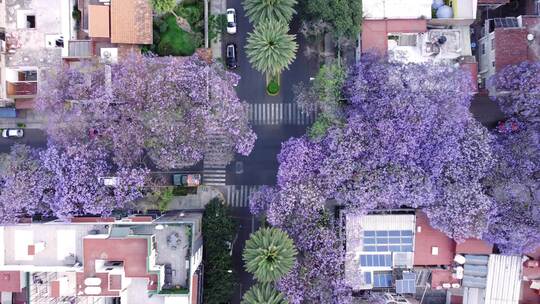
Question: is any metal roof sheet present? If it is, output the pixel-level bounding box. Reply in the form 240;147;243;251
485;254;522;304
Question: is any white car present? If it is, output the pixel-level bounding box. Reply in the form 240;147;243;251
1;128;24;138
99;177;120;187
226;8;236;34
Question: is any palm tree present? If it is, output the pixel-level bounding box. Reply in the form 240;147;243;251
243;0;297;25
241;283;288;304
245;20;298;78
243;227;297;282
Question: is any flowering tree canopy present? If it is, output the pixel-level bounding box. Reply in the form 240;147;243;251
249;55;500;302
489;61;540;123
39;143;149;220
484;122;540;254
0;143;148;223
0;145;52;222
485;62;540;254
37;55;255;169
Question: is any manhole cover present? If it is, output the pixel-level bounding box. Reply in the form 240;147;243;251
235;161;243;174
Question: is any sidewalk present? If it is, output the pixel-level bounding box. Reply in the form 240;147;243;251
0;110;45;129
134;185;225;212
210;0;226;60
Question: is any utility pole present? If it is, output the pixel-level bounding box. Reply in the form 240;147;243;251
204;0;209;48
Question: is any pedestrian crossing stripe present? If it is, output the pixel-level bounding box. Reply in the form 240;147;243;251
225;185;263;208
203;168;226;186
248;103;316;125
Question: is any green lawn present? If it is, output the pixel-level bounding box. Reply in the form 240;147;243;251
157;15;199;56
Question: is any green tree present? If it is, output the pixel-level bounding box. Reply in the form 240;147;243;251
246;20;298;78
243;0;297;25
241;283;288;304
243;227;297;282
301;0;362;40
203;198;237;304
151;0;178;16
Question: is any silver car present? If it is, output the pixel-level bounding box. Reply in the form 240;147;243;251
226;8;237;34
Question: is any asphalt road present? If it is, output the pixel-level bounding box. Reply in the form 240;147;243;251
0;129;47;153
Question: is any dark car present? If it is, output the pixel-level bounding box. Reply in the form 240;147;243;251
226;43;237;69
172;174;201;187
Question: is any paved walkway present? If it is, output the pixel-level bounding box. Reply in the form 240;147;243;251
210;0;226;60
133;186;224;212
0;110;45;129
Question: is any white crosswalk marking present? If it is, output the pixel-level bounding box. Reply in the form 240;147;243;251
202;168;226;186
224;185;263;208
248;103;316;125
203;132;232;186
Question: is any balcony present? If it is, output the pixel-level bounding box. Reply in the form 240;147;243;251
6;81;37;97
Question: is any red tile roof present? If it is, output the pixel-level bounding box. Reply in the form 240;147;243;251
414;211;456;266
88;5;110;38
361;19;427;53
71;217;115;223
455;238;493;255
78;237;157;296
494;16;540;72
110;0;152;44
431;269;460;289
191;273;199;304
0;271;22;292
50;280;60;298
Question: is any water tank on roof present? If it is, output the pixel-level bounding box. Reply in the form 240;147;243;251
432;0;445;9
436;5;453;18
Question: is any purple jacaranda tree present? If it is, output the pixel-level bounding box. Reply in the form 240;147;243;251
489;61;540;123
248;55;497;302
39;143;149;220
0;144;53;222
37;55;256;169
484;122;540;254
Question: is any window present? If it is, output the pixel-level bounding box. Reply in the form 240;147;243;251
491;38;495;50
373;272;393;288
481;43;485;55
26;15;35;28
364;272;372;285
492;61;495;67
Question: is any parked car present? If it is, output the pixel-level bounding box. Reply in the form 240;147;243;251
1;128;24;138
226;43;237;69
172;174;201;187
226;8;237;34
98;177;120;187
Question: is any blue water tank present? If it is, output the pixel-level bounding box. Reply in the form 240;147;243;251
432;0;445;10
436;5;454;18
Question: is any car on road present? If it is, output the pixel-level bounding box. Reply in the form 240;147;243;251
226;8;236;34
226;43;237;69
172;174;201;187
1;128;24;138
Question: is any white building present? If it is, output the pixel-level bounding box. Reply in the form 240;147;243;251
0;213;203;304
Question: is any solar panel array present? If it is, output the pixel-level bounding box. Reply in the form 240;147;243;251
494;17;519;28
362;230;414;252
360;254;392;267
396;272;417;294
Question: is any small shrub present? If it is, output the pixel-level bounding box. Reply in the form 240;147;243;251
72;5;81;22
16;123;26;128
308;115;332;139
267;78;280;95
157;187;174;212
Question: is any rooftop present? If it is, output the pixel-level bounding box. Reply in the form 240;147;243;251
110;0;152;44
414;211;456;266
362;0;432;19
